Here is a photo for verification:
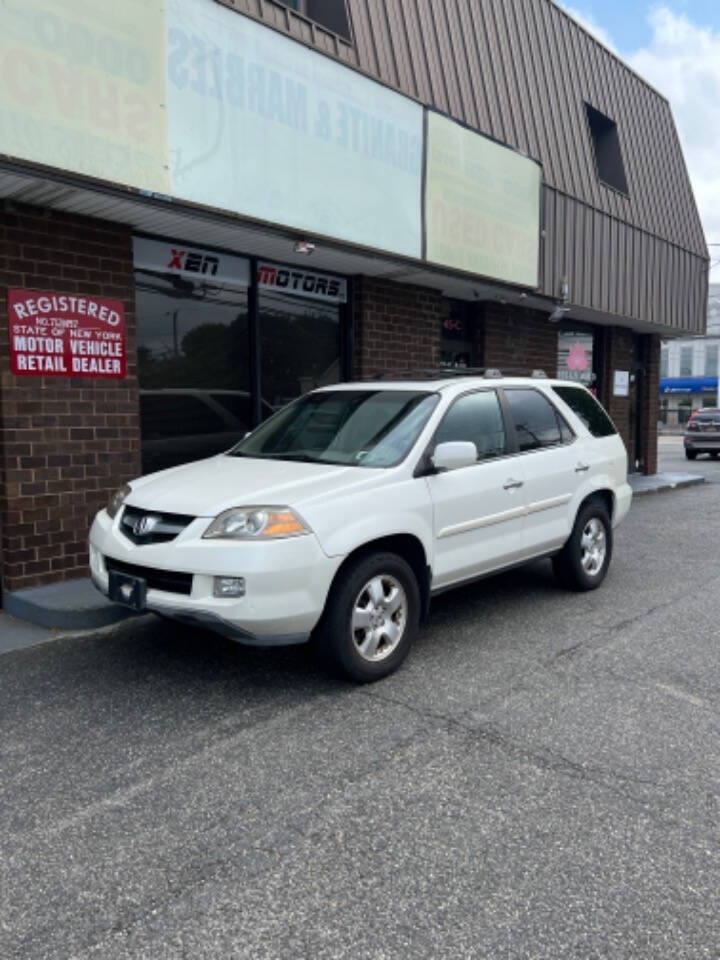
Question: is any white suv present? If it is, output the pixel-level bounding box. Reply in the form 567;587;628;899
90;374;632;681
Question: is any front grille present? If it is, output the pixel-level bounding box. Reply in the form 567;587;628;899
105;557;193;596
120;506;194;545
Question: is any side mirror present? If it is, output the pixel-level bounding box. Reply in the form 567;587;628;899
431;441;478;472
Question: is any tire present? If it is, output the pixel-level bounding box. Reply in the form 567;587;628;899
711;452;720;460
316;552;421;682
552;501;613;592
685;449;697;460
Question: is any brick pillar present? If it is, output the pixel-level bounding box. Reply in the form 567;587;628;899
0;204;141;594
641;334;660;475
352;276;442;378
600;327;634;463
479;301;558;375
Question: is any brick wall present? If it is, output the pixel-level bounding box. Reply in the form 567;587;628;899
479;301;558;376
352;276;442;377
600;326;634;461
0;204;140;594
641;334;660;475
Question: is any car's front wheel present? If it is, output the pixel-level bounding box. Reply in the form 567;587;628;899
317;552;420;682
685;449;697;460
552;501;613;591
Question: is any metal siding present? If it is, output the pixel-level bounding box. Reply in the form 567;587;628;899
450;0;485;130
203;0;708;332
523;0;565;189
471;0;509;144
431;2;465;121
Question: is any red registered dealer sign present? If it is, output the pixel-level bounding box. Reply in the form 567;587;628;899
7;289;126;379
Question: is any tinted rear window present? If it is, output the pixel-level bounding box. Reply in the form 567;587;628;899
504;389;565;452
552;386;616;438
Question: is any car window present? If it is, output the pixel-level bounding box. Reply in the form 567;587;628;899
230;390;439;468
552;386;617;437
434;390;507;460
504;389;566;452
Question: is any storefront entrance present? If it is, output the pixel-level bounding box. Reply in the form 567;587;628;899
134;237;349;474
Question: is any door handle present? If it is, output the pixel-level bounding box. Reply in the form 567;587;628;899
503;478;524;490
575;462;590;473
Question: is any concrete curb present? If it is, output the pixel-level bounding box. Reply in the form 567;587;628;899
3;578;137;631
630;475;705;497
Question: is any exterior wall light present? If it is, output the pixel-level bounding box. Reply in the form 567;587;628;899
294;239;315;254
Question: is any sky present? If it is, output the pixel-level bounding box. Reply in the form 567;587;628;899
557;1;720;282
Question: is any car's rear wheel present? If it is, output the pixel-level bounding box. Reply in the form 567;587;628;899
711;451;719;460
316;552;420;682
685;449;697;460
552;501;613;591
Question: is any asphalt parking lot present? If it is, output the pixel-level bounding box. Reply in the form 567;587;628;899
659;434;720;484
2;462;720;959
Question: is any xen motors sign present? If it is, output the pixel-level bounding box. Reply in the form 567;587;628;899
257;263;347;304
133;237;250;287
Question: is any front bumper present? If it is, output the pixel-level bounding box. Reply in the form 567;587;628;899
89;508;343;645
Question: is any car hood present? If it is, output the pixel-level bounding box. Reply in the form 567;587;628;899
125;454;385;517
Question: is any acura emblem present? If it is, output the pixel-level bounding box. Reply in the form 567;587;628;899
133;514;160;537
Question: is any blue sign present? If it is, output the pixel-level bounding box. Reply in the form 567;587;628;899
660;377;718;395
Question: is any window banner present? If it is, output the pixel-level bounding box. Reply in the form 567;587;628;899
424;111;542;288
133;237;250;287
7;289;127;379
166;0;423;259
0;0;169;194
257;262;347;304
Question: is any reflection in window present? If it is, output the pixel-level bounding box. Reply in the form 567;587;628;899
557;330;594;385
135;271;249;474
705;345;718;378
435;391;506;460
276;0;353;41
259;289;341;410
585;103;629;195
552;386;615;438
505;389;567;451
679;346;693;377
232;390;437;468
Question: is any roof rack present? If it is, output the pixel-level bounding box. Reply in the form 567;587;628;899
362;367;548;381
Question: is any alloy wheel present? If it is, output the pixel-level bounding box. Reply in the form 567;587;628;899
351;575;408;662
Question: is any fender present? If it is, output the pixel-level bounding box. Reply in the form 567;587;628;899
300;476;435;564
570;472;617;523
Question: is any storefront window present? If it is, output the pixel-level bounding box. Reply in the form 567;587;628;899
135;240;251;474
134;241;348;475
680;346;693;376
557;330;594;386
705;345;718;378
441;300;476;368
259;289;341;409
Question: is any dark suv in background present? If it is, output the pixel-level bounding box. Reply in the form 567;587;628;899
684;408;720;460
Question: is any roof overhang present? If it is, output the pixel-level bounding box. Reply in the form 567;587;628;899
0;161;680;337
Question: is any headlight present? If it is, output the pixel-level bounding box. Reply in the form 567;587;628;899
203;506;310;540
106;484;131;519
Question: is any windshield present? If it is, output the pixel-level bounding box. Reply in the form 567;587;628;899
229;390;439;467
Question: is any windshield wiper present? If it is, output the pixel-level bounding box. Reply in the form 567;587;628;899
228;451;317;463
